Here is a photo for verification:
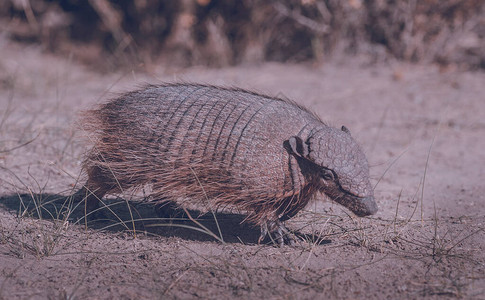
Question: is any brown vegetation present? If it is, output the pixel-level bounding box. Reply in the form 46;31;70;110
1;0;483;69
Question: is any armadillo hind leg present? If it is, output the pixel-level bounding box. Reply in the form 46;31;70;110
72;184;107;220
74;165;122;219
154;199;185;220
258;220;296;247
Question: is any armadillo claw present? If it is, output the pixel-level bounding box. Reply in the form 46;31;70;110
259;220;296;247
258;223;269;244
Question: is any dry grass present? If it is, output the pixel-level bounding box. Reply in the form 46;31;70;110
1;172;483;298
0;44;484;299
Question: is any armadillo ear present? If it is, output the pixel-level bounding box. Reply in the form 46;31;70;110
341;126;351;135
284;136;309;158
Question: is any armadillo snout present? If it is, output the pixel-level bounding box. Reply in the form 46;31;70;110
352;196;378;217
331;193;378;217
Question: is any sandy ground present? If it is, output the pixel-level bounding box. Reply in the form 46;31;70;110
1;41;484;299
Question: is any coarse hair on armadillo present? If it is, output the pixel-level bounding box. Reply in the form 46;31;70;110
80;83;328;225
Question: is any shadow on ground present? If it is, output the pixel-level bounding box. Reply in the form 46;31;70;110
0;193;331;246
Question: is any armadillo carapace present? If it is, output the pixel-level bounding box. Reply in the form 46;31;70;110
77;84;377;245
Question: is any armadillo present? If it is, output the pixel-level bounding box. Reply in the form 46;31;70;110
76;84;377;245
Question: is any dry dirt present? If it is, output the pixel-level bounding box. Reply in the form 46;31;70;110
0;41;484;299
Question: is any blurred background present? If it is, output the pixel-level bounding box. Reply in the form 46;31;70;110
1;0;484;71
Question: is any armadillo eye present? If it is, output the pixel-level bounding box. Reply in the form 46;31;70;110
320;169;334;181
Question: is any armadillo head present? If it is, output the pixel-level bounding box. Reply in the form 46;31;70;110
284;126;377;217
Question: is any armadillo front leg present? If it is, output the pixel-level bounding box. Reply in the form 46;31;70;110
258;219;296;246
